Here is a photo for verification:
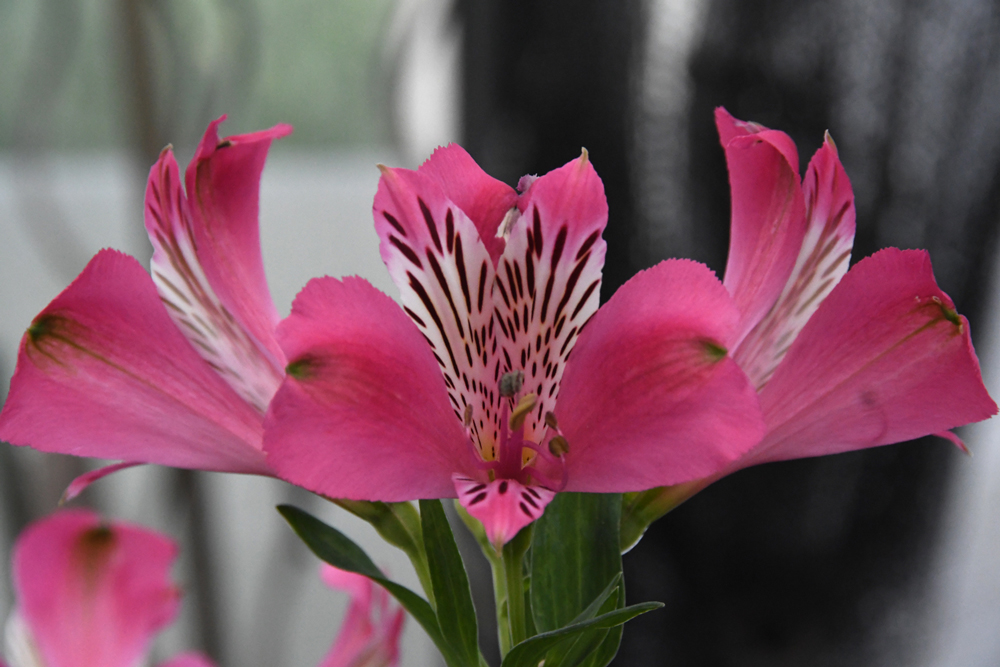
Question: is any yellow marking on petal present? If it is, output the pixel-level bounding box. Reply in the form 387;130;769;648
522;447;537;467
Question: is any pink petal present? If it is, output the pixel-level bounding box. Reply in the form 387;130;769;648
157;654;217;667
495;150;608;445
147;139;285;414
318;599;376;667
555;259;766;492
0;250;270;474
935;430;971;456
454;474;555;547
417;144;519;266
734;132;857;389
373;162;502;461
264;276;470;501
716;108;808;346
320;564;374;605
13;510;181;667
714;107;800;176
319;565;404;667
62;462;145;503
750;248;997;466
183;117;291;366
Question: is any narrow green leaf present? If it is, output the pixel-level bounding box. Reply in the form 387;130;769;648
575;625;623;667
420;499;481;667
543;594;617;667
569;574;622;624
332;498;434;602
541;576;620;667
277;505;461;667
530;493;623;632
499;603;662;667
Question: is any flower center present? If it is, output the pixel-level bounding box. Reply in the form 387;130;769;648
464;371;568;491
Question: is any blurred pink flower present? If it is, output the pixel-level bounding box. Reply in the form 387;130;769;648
318;565;405;667
0;117;291;479
715;107;995;472
2;509;213;667
264;145;765;546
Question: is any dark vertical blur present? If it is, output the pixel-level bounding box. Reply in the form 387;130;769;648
457;0;644;300
459;0;1000;664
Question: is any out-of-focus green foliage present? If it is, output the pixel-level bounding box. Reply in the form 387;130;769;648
0;0;395;149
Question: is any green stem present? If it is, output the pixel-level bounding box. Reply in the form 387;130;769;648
500;526;532;653
503;546;526;647
492;550;512;657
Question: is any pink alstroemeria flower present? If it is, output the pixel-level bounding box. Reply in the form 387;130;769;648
265;145;766;545
2;509;213;667
0;117;291;478
318;565;405;667
710;108;996;476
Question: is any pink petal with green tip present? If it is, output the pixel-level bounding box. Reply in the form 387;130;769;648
716;108;807;346
556;259;765;492
264;276;472;501
735;131;857;390
148;118;289;413
495;150;608;445
184;117;291;366
417;144;518;266
0;250;270;474
372;162;502;460
13;510;180;667
748;248;997;467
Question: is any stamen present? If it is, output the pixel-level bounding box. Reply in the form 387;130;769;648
499;370;524;398
464;403;473;427
544;411;558;429
509;393;538;431
548;435;569;456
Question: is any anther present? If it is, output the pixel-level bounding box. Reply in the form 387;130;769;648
548;435;569;456
544;411;558;430
499;370;524;398
464;404;473;427
496;206;520;240
509;393;538;431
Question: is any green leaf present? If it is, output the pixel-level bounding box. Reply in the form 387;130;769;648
277;505;461;667
499;602;662;667
530;493;623;632
575;625;623;667
530;494;625;667
419;499;481;667
331;498;434;601
541;581;619;667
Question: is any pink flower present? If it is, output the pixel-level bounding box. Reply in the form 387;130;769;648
0;117;291;478
2;509;212;667
264;145;765;545
715;107;996;473
318;565;405;667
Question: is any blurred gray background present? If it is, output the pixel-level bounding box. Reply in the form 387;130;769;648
2;0;1000;665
